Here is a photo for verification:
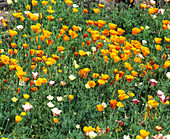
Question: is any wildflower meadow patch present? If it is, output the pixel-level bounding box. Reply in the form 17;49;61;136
0;0;170;138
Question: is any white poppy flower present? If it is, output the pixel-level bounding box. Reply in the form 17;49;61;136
0;16;4;21
76;124;80;129
142;40;147;45
166;72;170;79
101;102;107;108
85;84;90;89
51;107;62;116
7;0;13;4
57;96;63;102
88;131;97;138
123;134;131;139
69;75;76;81
91;47;96;52
87;51;91;56
47;102;54;108
24;11;31;15
145;26;150;30
151;15;157;19
46;95;54;100
73;4;79;8
17;25;23;30
22;103;33;111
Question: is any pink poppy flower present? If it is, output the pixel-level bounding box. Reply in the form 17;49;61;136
132;99;140;105
49;80;55;86
51;107;62;116
160;95;169;103
32;72;39;79
150;79;158;86
22;103;33;111
157;90;164;97
152;133;163;139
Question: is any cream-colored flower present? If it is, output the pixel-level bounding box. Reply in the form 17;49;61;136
123;134;131;139
47;102;54;108
101;102;107;108
85;84;90;89
151;15;157;19
69;75;76;81
91;47;96;52
76;124;80;129
87;51;91;56
145;25;150;30
17;25;23;30
57;96;63;102
46;95;54;100
75;64;79;69
11;97;18;102
142;40;147;45
89;131;97;138
166;72;170;79
7;0;13;4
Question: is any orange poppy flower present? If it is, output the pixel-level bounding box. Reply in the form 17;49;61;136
57;46;65;52
140;4;147;9
154;38;162;44
119;71;125;78
131;70;138;76
98;4;104;8
47;15;54;21
8;49;13;55
155;45;161;51
117;28;125;35
163;53;167;60
109;23;117;30
9;30;18;38
97;104;103;111
97;79;106;86
93;8;100;14
163;60;170;69
17;88;20;94
149;8;158;14
83;9;88;14
23;43;29;49
87;80;96;87
125;75;135;82
86;40;91;46
46;39;53;45
15;115;22;123
31;65;36;70
32;0;38;6
73;8;78;13
31;87;38;92
42;1;48;6
164;37;170;42
11;43;17;48
110;99;118;109
153;64;159;70
53;118;58;124
114;69;118;74
132;27;141;35
69;95;74;101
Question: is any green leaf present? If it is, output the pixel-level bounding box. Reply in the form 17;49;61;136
0;97;9;102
